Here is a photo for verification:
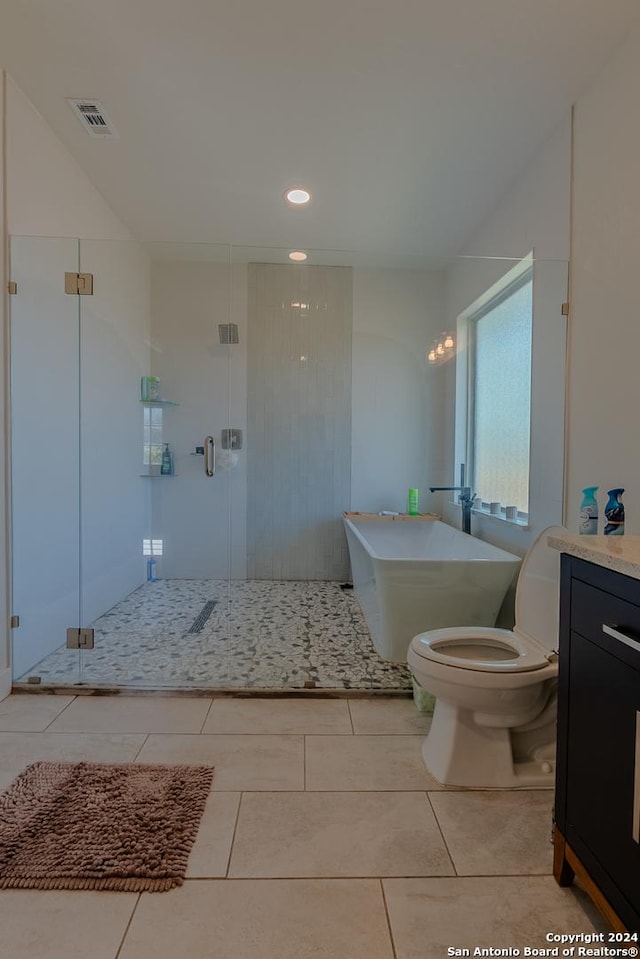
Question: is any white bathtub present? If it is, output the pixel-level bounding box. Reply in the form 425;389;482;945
343;516;521;662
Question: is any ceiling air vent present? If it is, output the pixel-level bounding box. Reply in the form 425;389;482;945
66;98;119;139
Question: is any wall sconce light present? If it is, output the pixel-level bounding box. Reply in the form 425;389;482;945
427;332;456;365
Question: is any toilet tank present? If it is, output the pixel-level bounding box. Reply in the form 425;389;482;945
514;525;567;651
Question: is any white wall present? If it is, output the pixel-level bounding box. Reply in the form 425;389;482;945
437;118;572;556
458;119;572;263
6;77;131;241
351;267;446;514
3;75;150;682
567;24;640;533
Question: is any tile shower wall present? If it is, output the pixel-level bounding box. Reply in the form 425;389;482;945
247;264;352;580
351;268;446;514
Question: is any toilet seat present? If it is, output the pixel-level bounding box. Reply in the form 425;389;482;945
410;626;552;673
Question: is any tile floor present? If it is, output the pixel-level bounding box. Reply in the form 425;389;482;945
0;693;605;958
19;580;411;691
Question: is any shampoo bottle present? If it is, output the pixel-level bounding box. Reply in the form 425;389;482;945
407;488;419;516
579;486;599;535
161;443;173;476
604;488;625;535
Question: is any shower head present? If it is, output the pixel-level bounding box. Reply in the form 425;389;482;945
218;323;239;345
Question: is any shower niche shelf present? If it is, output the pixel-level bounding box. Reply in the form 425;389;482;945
139;471;178;477
140;399;179;407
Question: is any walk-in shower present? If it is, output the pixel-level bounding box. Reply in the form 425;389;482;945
7;238;568;693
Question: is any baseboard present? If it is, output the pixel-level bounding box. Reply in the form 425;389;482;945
0;666;12;701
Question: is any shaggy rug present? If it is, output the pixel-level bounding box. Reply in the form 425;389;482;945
0;761;214;892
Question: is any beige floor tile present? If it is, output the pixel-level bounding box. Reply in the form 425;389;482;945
383;876;606;957
428;790;554;874
47;695;212;734
186;791;241;877
348;698;432;735
118;879;394;959
0;731;147;793
0;889;138;959
305;735;441;790
0;694;75;732
137;734;304;790
203;697;352;734
229;791;454;878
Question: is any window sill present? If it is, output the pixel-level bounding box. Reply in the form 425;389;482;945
472;506;530;529
448;501;530;530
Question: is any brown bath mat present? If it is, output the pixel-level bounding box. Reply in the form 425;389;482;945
0;761;214;892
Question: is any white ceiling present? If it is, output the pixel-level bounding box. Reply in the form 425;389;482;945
0;0;638;258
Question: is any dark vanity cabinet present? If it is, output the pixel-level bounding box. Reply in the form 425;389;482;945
554;553;640;931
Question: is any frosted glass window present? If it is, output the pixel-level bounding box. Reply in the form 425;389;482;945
143;539;164;556
471;274;532;513
143;406;164;467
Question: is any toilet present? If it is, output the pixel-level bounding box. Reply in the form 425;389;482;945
407;525;565;788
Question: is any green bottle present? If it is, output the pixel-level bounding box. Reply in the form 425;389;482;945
407;488;419;515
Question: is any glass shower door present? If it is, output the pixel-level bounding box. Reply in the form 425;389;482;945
10;235;81;685
77;240;233;688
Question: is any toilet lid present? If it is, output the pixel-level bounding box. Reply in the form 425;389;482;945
513;524;566;652
410;626;551;672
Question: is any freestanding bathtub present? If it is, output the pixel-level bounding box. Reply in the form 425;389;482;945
343;515;521;662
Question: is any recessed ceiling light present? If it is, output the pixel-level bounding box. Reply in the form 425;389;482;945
285;188;311;206
289;251;308;262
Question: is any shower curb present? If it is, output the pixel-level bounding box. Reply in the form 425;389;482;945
10;683;413;699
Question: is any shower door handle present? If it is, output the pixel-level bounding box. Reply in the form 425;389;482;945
204;436;215;477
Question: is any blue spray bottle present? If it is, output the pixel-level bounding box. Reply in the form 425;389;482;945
579;487;599;535
604;488;625;535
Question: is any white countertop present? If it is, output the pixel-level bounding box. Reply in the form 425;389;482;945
547;533;640;581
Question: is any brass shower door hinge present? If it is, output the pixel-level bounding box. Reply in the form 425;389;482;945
561;302;570;316
7;281;17;295
65;272;94;295
66;627;95;649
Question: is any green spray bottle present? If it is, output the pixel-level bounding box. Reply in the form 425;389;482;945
407;488;419;516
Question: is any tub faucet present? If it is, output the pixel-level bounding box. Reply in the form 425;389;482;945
428;486;476;535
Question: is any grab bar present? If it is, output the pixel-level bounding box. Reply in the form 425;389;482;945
204;435;215;477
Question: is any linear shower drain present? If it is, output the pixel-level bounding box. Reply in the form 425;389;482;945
187;600;218;634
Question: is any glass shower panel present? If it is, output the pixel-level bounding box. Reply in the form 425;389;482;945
10;236;81;685
77;240;232;687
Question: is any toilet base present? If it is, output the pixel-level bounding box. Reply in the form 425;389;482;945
422;699;556;789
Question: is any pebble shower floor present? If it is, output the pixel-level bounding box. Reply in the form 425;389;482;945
19;581;412;690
